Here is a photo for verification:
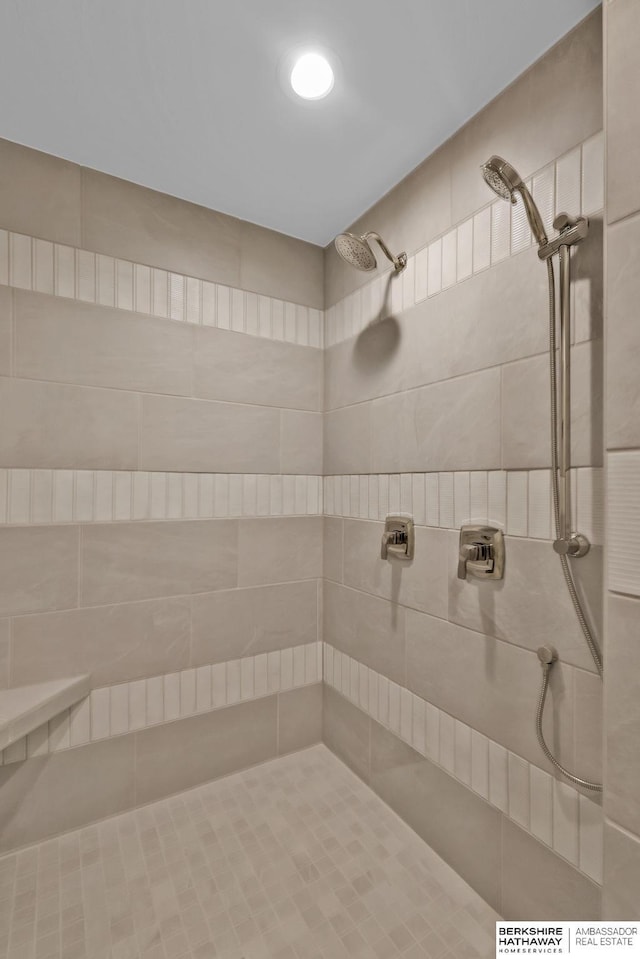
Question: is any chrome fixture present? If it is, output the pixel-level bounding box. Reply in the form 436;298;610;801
380;515;414;561
482;155;602;792
334;231;407;273
457;526;504;581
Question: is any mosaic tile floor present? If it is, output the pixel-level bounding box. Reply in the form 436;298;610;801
0;745;499;959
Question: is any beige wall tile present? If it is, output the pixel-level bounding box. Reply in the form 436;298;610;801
501;818;601;920
278;684;323;755
324;580;405;686
324;405;371;475
139;394;280;472
369;718;502;911
324;255;548;412
194;326;321;411
0;619;9;689
0;736;135;853
15;290;194;396
605;593;640;837
0;287;11;377
0;138;81;245
82;168;243;288
191;581;318;666
607;0;640;224
0;377;139;469
405;608;576;775
369;369;501;473
449;533;603;673
502;342;603;469
0;526;78;616
281;410;323;475
237;517;322;587
603;821;640;919
574;666;603;789
82;168;323;307
11;597;191;688
81;520;237;605
323;517;343;583
134;696;277;805
239;220;323;310
606;215;640;449
323;684;370;783
342;521;449;620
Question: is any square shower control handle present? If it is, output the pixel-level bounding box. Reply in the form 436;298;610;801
457;525;504;581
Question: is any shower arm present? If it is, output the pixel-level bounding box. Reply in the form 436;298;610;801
363;232;407;273
540;213;590;556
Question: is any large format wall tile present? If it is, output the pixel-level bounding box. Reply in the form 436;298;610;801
278;684;323;755
501;818;601;919
502;342;603;469
237;517;322;587
82;169;323;308
191;581;318;665
0;736;135;853
134;696;277;805
139;394;280;473
606;215;640;449
324;404;371;475
0;526;79;616
369;718;502;912
81;520;237;605
11;597;191;687
194;326;322;411
369;368;502;474
404;608;576;775
324;251;549;412
322;684;370;783
0;138;81;246
605;593;640;838
603;821;640;919
15;290;194;396
324;580;406;686
0;619;8;689
281;411;323;475
606;0;640;224
0;377;139;469
342;520;449;620
323;517;343;583
449;534;603;672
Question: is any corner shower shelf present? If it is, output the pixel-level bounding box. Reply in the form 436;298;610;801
0;675;91;752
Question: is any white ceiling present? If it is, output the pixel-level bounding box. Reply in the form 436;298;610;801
0;0;599;246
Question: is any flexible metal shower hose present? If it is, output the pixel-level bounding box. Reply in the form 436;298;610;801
536;259;603;792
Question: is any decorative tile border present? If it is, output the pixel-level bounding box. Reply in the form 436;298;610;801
324;132;604;348
323;468;604;545
0;470;323;524
608;451;640;597
323;643;603;885
0;231;323;348
1;642;322;767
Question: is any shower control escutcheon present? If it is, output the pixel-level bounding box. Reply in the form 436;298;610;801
381;516;414;561
457;525;504;581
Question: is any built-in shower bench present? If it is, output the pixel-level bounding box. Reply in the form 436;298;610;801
0;675;91;752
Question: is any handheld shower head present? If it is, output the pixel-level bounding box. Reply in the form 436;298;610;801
481;155;548;248
334;231;407;273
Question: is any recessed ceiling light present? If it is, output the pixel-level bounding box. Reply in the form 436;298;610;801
290;52;334;100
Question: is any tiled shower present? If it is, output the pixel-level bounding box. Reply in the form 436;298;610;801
0;4;639;954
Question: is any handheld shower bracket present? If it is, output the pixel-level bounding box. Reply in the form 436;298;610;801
537;214;588;260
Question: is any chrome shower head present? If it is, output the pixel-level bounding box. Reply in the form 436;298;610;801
481;156;522;202
481;155;548;248
334;231;407;273
334;232;377;272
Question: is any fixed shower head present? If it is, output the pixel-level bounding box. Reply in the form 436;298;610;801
334;231;407;273
481;155;548;248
